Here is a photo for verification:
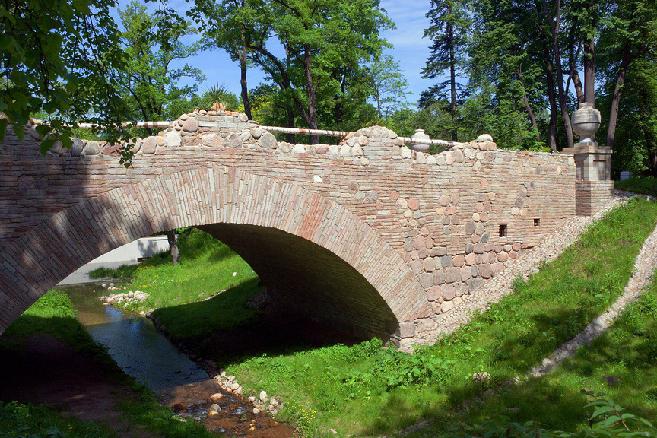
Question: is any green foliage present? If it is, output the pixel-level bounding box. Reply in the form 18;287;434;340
0;0;132;153
116;1;205;122
423;0;469;79
369;55;411;120
0;401;114;438
167;84;241;118
602;59;657;176
616;177;657;196
454;396;657;437
191;0;394;134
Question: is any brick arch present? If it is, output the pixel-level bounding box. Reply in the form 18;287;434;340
0;165;430;342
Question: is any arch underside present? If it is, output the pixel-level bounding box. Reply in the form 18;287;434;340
202;224;397;339
0;166;429;343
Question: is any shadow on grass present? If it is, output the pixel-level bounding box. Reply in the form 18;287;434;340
152;278;360;369
363;298;657;437
0;314;126;376
0;313;220;438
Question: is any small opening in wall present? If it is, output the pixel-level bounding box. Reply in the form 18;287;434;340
534;218;541;227
499;224;508;237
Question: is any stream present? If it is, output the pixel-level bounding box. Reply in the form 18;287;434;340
67;285;208;392
63;283;295;437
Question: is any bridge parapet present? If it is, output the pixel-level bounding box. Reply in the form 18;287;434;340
23;109;504;169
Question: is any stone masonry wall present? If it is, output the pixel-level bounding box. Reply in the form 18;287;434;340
0;109;577;345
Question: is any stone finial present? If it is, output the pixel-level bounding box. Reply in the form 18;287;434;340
572;102;601;145
411;129;431;152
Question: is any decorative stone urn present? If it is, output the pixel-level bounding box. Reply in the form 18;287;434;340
410;129;431;152
571;102;601;145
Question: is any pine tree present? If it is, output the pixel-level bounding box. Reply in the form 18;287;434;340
423;0;469;141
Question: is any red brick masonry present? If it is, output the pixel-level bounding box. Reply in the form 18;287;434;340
0;110;577;347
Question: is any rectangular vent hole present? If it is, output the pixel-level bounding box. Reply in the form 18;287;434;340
499;224;508;237
534;218;541;227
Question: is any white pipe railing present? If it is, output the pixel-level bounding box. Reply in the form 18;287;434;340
30;119;171;129
398;136;463;147
258;125;350;138
30;118;465;147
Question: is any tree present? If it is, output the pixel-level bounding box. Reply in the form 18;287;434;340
369;55;410;120
598;0;657;148
606;59;657;176
117;1;205;124
190;0;270;120
0;0;131;155
192;0;391;141
168;84;241;119
466;1;546;149
166;230;180;265
423;0;469;141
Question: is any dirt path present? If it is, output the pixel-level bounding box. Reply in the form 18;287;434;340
0;334;154;437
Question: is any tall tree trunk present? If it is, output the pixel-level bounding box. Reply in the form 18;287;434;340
285;104;295;143
518;67;540;137
607;47;631;149
447;3;458;141
583;37;596;106
303;45;319;144
543;46;559;151
239;29;252;120
166;230;179;266
334;72;346;125
569;44;585;104
552;0;574;148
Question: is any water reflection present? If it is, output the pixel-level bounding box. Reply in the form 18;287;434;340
65;284;208;393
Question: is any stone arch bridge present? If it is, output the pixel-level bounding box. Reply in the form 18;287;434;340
0;110;611;347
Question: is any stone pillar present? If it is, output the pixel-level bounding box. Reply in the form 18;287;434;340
563;103;614;216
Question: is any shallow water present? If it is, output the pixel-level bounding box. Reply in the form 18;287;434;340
63;283;298;437
65;284;208;393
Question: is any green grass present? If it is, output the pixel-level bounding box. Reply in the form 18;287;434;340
90;228;259;317
0;291;218;438
0;401;114;438
414;270;657;437
88;199;657;436
153;279;260;339
616;176;657;196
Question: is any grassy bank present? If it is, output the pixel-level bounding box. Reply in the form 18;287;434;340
0;291;217;438
411;270;657;437
91;228;259;320
616;176;657;196
94;198;657;436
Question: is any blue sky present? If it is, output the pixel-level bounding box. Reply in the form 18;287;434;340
143;0;435;105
